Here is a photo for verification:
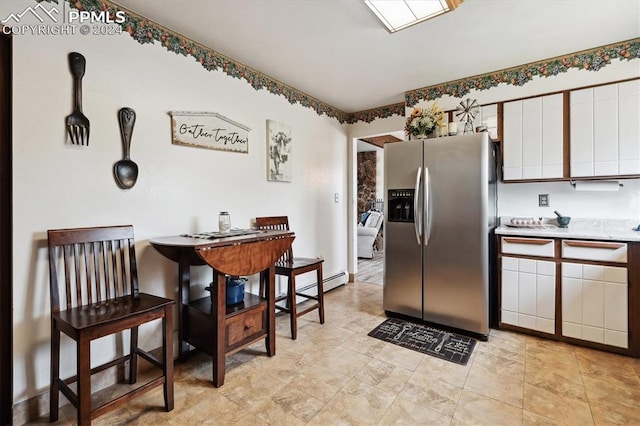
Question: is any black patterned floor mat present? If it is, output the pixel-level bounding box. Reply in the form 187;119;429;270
368;318;476;365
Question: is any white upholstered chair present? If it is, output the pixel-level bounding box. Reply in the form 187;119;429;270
357;210;383;258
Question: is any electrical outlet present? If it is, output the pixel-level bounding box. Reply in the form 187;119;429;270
538;194;549;207
334;193;339;203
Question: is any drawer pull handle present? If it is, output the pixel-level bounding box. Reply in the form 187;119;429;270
503;237;553;245
244;325;251;330
563;241;625;250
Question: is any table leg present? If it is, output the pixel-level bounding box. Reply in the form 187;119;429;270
212;270;226;387
177;253;191;362
266;265;276;356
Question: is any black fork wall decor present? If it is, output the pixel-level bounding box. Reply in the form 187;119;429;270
65;52;90;146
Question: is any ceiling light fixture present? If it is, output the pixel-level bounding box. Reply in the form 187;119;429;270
363;0;463;33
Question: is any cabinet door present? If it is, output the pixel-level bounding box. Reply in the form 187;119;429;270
541;94;564;178
522;98;542;179
561;261;583;339
518;271;536;316
536;274;555;320
535;261;556;334
503;94;563;180
561;262;628;348
593;84;619;175
501;256;555;334
503;101;523;180
570;80;640;178
603;266;628;347
501;256;519;325
604;281;628;332
581;278;604;330
570;88;594;177
618;79;640;175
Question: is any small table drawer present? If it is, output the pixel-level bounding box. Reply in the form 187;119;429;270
562;240;627;263
226;303;267;350
501;237;555;258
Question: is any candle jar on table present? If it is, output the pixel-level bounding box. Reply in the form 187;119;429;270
218;211;231;232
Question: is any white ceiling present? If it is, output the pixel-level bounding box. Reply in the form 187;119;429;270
114;0;639;113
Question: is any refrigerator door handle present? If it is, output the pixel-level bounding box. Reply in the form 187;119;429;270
424;167;431;246
414;166;422;245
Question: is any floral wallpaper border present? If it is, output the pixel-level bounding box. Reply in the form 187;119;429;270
39;0;640;124
346;103;405;124
405;39;640;107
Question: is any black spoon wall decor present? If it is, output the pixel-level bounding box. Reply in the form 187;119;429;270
114;107;139;189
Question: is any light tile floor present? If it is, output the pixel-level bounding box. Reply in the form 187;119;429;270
357;251;383;286
37;281;640;425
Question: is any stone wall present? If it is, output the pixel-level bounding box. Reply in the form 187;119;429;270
357;151;376;220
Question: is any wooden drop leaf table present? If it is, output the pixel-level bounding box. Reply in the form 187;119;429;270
150;229;294;387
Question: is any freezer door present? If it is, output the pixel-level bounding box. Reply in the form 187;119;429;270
422;133;491;335
383;140;423;319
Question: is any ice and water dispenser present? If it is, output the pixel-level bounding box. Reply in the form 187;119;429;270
387;189;415;222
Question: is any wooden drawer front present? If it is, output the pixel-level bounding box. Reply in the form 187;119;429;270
562;240;627;263
226;305;267;350
501;237;555;258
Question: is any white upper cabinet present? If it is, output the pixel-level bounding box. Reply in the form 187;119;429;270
503;94;563;180
570;80;640;177
503;101;523;179
618;80;640;175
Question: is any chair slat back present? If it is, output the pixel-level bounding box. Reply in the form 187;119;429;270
48;225;139;313
255;216;293;263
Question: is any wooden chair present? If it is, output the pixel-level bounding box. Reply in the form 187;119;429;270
47;225;174;425
255;216;324;339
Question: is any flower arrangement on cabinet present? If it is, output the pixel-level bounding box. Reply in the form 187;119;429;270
404;103;445;138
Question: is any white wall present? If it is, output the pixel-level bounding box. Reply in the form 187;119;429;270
498;179;640;219
11;20;348;402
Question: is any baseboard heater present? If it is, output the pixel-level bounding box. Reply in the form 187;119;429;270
298;271;348;295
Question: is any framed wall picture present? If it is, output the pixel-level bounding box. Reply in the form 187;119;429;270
266;119;292;182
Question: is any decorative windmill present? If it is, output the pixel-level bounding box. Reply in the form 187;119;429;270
455;98;480;134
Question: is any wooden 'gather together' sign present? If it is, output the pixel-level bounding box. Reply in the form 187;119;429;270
169;111;250;153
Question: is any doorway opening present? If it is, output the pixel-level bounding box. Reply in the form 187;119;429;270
355;133;402;285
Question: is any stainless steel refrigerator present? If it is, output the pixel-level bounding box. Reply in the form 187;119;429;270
383;133;497;339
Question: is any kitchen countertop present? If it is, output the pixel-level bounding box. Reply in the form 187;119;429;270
495;217;640;242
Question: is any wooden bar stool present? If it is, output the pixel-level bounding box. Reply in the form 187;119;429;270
256;216;325;339
47;225;174;425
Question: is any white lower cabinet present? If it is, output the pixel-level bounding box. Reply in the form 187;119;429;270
501;256;556;334
561;262;628;348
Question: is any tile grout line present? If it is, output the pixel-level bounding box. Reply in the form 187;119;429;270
574;349;597;426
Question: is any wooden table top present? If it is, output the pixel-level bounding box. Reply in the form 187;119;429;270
149;229;295;271
149;229;293;249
